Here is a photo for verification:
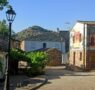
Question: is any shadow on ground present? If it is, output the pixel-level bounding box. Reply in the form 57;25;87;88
10;75;47;90
1;66;95;90
45;66;95;80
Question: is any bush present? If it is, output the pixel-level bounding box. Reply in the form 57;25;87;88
10;48;29;61
9;48;29;74
26;51;48;76
9;49;48;76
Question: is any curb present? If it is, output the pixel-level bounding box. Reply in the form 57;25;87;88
31;77;48;90
15;76;48;90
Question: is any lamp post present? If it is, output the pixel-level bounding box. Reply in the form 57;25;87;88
4;7;16;90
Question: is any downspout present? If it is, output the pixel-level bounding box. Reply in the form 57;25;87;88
83;23;86;70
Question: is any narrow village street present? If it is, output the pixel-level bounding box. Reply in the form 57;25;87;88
1;66;95;90
37;66;95;90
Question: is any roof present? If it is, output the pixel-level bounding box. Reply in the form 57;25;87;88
11;38;21;42
59;31;69;41
77;20;95;24
32;48;61;53
70;20;95;32
24;31;69;42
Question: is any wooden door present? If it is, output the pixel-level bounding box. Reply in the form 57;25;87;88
73;52;76;65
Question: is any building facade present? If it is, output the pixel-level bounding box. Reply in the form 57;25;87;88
11;39;21;49
69;21;95;70
20;40;65;53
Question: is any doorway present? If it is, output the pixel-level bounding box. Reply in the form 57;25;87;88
73;52;76;65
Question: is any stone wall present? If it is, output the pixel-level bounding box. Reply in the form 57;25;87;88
0;36;8;51
45;48;62;66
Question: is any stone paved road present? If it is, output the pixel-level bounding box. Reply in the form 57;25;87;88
0;75;46;90
38;66;95;90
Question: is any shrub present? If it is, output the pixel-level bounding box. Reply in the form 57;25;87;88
27;51;48;76
9;49;48;76
10;48;29;61
9;48;29;74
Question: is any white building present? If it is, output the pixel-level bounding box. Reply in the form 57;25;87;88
20;40;65;53
69;20;95;70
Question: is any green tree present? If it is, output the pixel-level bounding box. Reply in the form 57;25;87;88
0;20;9;36
0;0;9;10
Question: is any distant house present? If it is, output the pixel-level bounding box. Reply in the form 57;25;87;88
17;26;67;52
11;38;21;49
15;26;69;64
0;36;21;79
69;20;95;70
0;35;21;51
20;38;65;53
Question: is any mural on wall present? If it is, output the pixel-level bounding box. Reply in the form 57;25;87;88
72;31;82;48
87;24;95;47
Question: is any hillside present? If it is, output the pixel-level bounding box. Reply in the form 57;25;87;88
14;26;61;41
14;25;69;43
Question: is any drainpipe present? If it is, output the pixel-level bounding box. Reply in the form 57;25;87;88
83;23;86;70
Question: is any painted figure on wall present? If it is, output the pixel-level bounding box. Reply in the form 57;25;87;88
73;31;82;47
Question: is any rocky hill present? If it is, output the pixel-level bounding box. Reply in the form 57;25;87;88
14;25;69;42
14;26;61;41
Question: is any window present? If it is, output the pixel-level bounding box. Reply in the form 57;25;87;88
79;33;81;42
73;36;75;43
43;43;46;48
90;36;94;46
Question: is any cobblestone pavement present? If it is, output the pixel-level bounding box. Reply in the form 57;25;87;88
1;66;95;90
38;66;95;90
0;75;46;90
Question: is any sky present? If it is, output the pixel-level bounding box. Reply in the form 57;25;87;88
0;0;95;33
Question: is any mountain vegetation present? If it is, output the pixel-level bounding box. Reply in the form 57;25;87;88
14;25;61;41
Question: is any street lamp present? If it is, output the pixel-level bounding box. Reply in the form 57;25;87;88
4;7;16;90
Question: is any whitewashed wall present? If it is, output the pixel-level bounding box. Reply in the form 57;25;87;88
70;22;85;50
21;40;65;53
69;22;87;66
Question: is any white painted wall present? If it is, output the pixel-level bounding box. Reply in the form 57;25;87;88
69;22;88;67
21;40;65;53
70;22;85;50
